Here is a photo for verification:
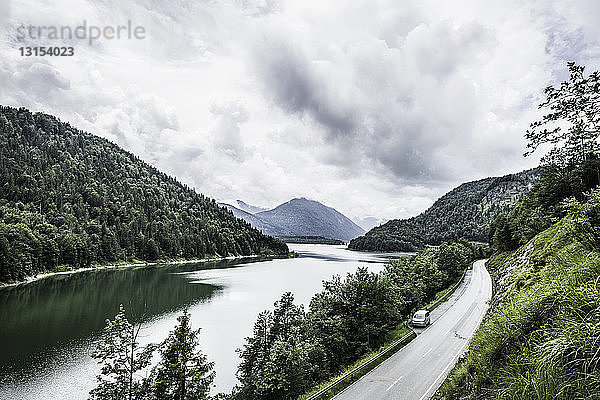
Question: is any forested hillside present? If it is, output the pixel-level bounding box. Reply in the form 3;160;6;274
0;106;287;282
348;169;539;252
489;159;600;251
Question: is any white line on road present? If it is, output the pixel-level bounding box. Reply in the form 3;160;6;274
386;375;403;391
422;348;433;358
417;326;473;400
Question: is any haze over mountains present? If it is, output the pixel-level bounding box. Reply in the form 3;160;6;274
354;216;386;231
221;198;365;242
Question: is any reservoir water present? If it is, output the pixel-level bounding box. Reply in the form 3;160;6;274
0;244;405;399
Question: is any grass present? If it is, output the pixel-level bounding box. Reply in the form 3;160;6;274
435;191;600;400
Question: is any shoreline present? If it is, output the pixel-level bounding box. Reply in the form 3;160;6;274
0;254;261;289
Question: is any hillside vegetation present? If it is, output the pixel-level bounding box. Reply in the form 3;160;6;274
349;169;539;252
437;187;600;400
489;159;600;251
0;106;287;282
438;62;600;400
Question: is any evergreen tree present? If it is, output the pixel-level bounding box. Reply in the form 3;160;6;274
235;293;326;400
151;310;215;400
89;306;156;400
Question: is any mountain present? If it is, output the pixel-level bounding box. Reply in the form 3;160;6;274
219;203;286;237
348;169;540;252
236;200;267;214
221;198;365;242
0;106;288;283
255;198;365;242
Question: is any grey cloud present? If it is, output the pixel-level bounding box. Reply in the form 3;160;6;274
256;41;359;140
178;146;204;161
253;20;491;183
405;21;490;79
3;0;600;221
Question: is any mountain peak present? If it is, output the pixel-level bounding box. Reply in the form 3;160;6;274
255;198;364;242
226;197;364;242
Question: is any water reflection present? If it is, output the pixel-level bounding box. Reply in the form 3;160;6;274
0;259;263;378
0;245;403;398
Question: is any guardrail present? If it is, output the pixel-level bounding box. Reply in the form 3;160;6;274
426;267;469;312
305;261;475;400
305;330;417;400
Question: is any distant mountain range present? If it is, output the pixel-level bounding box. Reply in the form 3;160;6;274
220;198;365;242
349;169;540;252
235;200;267;214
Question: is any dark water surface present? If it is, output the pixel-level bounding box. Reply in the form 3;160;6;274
0;244;406;399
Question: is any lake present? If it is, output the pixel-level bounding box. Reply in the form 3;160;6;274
0;244;406;399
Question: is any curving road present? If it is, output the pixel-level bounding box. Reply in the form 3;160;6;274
334;259;492;400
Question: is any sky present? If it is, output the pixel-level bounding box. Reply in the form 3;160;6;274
1;0;600;224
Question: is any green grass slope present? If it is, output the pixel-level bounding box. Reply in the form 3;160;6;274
0;106;288;282
349;170;539;252
436;188;600;400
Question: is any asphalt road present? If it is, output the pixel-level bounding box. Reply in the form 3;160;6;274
334;259;492;400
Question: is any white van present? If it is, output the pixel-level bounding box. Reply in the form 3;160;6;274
412;310;430;327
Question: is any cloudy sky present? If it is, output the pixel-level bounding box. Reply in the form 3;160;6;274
1;0;600;224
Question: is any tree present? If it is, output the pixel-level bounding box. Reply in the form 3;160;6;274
525;62;600;166
145;238;160;261
235;293;326;400
308;268;399;370
89;305;155;400
489;213;518;252
151;310;215;400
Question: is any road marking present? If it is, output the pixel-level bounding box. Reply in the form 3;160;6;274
386;375;403;391
416;284;492;400
416;266;487;400
422;347;433;358
417;336;471;400
443;302;478;337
